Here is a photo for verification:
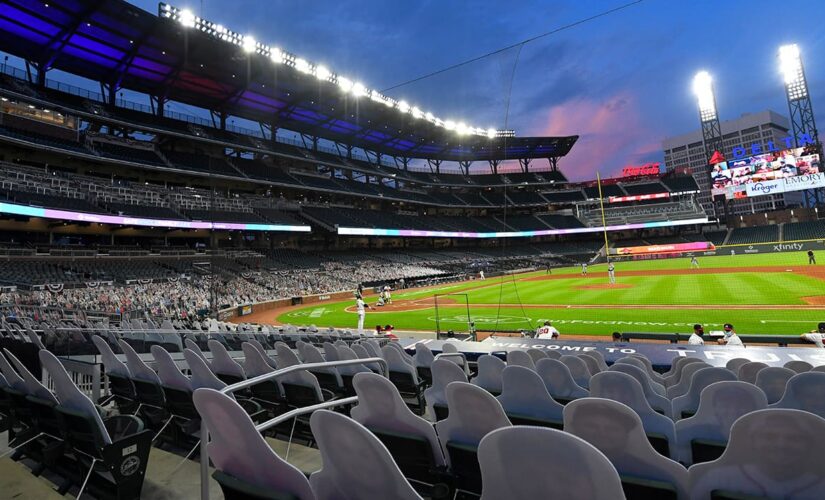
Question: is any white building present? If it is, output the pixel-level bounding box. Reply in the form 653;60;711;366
662;110;792;216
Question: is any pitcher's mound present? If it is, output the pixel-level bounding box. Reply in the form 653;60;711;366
575;283;634;290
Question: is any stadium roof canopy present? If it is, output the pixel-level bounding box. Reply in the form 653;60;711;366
0;0;577;163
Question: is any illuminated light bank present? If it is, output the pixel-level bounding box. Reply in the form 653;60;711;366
0;202;311;232
337;217;711;238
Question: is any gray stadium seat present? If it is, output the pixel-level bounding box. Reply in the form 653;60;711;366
666;362;711;399
478;426;626;499
581;350;608;371
207;339;246;385
507;350;535;370
471;354;506;395
309;410;423;499
184;349;226;391
191;388;316;500
577;353;602;376
561;355;592;389
662;357;704;388
725;358;750;376
755;366;795;404
784;360;813;373
615;357;666;395
535;358;589;405
564;398;690;499
770;372;825;418
526;348;548;364
671;367;738;420
736;361;768;385
610;363;672;417
590;371;677;459
674;381;767;466
688;409;825;498
497;365;564;429
424;359;467;420
413;343;436;384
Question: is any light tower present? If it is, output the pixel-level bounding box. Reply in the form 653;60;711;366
693;71;724;216
779;44;822;207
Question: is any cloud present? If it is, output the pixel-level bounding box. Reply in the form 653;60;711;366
529;90;661;181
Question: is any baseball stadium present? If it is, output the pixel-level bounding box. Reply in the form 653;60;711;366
1;0;825;499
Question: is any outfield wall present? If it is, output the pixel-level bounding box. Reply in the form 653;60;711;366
611;238;824;262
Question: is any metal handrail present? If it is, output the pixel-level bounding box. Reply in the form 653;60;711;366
200;357;387;500
254;396;358;433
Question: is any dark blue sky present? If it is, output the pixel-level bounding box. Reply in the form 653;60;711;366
70;1;825;179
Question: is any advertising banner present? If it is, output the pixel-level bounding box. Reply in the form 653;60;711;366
612;241;714;256
608;192;670;203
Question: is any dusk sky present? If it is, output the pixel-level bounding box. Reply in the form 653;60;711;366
48;0;825;180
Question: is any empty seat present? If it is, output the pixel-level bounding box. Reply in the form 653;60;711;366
471;355;506;395
770;372;825;418
610;363;672;417
40;349;152;500
689;409;825;498
184;339;211;368
351;372;447;486
784;360;813;374
435;382;512;496
497;365;564;429
590;371;677;459
675;381;767;466
384;345;426;413
628;354;666;385
614;357;666;395
424;359;468;420
666;362;711;399
536;358;589;404
671;367;738;420
507;350;535;370
755;366;795;404
336;345;372;395
303;343;344;394
725;358;751;376
92;335;137;411
413;343;435;384
184;349;226;391
526;348;548;364
737;361;768;385
119;340;169;430
478;426;626;499
561;355;592;389
240;343;283;408
581;350;609;372
309;409;423;499
662;357;704;388
440;343;469;374
564;398;690;499
577;353;602;376
207;339;246;385
191;388;316;500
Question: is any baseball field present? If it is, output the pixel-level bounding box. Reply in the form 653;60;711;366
271;250;825;336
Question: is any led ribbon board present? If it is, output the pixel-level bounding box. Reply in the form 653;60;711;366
612;241;715;256
0;202;311;232
337;217;710;238
608;192;670;203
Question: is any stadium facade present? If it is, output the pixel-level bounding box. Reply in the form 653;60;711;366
662;110;792;215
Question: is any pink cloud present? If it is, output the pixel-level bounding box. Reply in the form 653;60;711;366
528;91;662;181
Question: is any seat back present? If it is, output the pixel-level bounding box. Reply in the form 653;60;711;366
414;343;435;368
309;410;423;500
472;354;505;394
535;358;589;403
478;426;626;500
150;345;191;392
351;344;382;372
526;348;547;364
497;365;563;427
383;346;418;384
784;360;813;374
737;361;768;385
565;398;689;499
0;348;28;393
581;350;608;371
192;388;316;500
560;355;592;389
184;338;211;367
248;339;278;369
674;381;767;466
590;371;677;458
304;344;343;387
771;371;825;418
755;366;795;404
92;335;130;377
672;367;738;420
3;348;58;404
241;343;275;378
351;372;446;467
689;409;825;498
184;349;226;391
665;361;710;398
275;342;301;368
725;357;750;375
609;363;672;417
424;359;468;415
118;339;162;385
577;353;602;376
662;357;704;387
207;340;245;380
507;350;535;370
336;346;372;377
322;342;340;362
39;349;111;445
435;382;511;457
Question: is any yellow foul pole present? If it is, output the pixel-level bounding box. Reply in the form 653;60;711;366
596;172;610;258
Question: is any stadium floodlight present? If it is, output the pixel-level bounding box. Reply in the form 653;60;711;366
692;70;717;122
242;36;256;53
779;44;802;85
486;128;496;139
158;3;506;138
443;120;456;131
178;8;195;28
351;82;367;98
337;76;354;92
315;65;331;81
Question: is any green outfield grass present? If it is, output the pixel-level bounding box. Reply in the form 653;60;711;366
276;250;825;336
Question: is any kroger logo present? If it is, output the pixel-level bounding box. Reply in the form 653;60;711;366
751;182;780;194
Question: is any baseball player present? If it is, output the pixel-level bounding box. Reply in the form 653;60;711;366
690;256;699;269
479;270;485;280
608;261;616;284
536;321;560;340
356;296;372;335
581;263;588;276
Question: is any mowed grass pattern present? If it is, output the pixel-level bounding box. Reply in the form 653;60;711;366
277;251;825;336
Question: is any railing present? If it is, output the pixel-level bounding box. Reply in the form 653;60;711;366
200;357;388;500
